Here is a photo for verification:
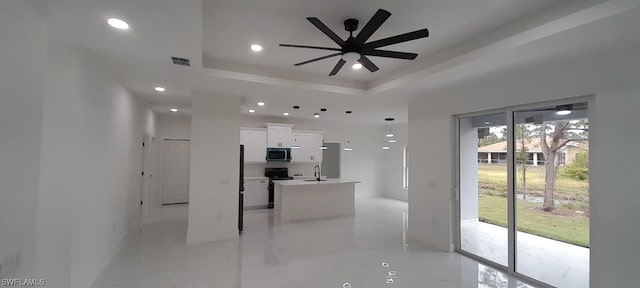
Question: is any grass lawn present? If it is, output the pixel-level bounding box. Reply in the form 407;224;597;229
479;194;590;247
478;163;589;197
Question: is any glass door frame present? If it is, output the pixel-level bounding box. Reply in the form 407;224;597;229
454;95;593;288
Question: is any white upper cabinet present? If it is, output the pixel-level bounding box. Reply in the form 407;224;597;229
242;124;323;163
291;131;324;163
240;128;267;162
267;123;293;148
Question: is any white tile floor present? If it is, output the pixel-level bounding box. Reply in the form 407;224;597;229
91;198;537;288
462;221;589;288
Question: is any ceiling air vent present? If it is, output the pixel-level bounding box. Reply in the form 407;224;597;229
171;57;190;67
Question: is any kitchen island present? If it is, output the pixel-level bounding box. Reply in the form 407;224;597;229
273;179;360;222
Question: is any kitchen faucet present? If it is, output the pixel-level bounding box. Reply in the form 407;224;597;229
314;164;321;181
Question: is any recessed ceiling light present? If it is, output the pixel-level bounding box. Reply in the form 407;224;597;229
249;109;255;113
291;145;301;149
556;110;572;116
313;113;320;118
283;112;289;116
352;63;363;70
319;146;328;150
386;134;394;138
250;44;263;52
154;86;166;92
382;146;391;150
257;102;265;106
344;147;353;151
388;139;397;143
170;108;178;112
107;18;130;30
484;121;491;125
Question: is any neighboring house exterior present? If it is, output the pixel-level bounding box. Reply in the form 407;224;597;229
478;138;588;166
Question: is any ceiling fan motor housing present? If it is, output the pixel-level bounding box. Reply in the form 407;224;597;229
344;19;359;32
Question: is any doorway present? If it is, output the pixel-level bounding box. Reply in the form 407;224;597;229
141;135;155;215
457;98;591;288
322;142;341;178
162;139;191;205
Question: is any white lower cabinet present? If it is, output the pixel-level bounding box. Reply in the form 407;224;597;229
244;179;269;208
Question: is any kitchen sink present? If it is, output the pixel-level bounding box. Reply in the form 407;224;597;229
304;179;328;182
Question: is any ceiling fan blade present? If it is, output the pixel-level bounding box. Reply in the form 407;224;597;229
354;9;391;44
307;17;346;47
363;28;429;49
279;44;342;52
364;49;418;60
329;59;346;76
357;56;379;72
294;53;341;66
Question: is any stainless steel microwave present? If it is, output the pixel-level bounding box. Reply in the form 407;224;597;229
266;148;291;162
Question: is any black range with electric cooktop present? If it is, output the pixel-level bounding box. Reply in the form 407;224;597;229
265;167;294;209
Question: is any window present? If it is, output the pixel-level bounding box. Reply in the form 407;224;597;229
558;152;566;166
403;146;409;189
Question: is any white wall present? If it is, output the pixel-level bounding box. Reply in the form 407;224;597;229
187;93;241;244
240;116;385;198
0;0;48;279
381;124;408;201
589;91;640;288
407;6;640;286
459;118;478;221
156;113;191;140
35;42;153;288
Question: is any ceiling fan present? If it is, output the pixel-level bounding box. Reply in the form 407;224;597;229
279;9;429;76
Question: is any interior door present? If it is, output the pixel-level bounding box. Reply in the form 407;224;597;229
162;139;191;204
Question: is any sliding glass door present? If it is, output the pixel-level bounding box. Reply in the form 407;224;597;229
458;100;590;288
459;112;509;267
514;103;590;287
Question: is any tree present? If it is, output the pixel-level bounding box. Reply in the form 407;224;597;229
562;151;589;180
540;121;572;211
478;132;501;147
515;125;532;200
538;119;588;211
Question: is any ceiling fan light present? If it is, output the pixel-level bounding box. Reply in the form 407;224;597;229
342;52;361;62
